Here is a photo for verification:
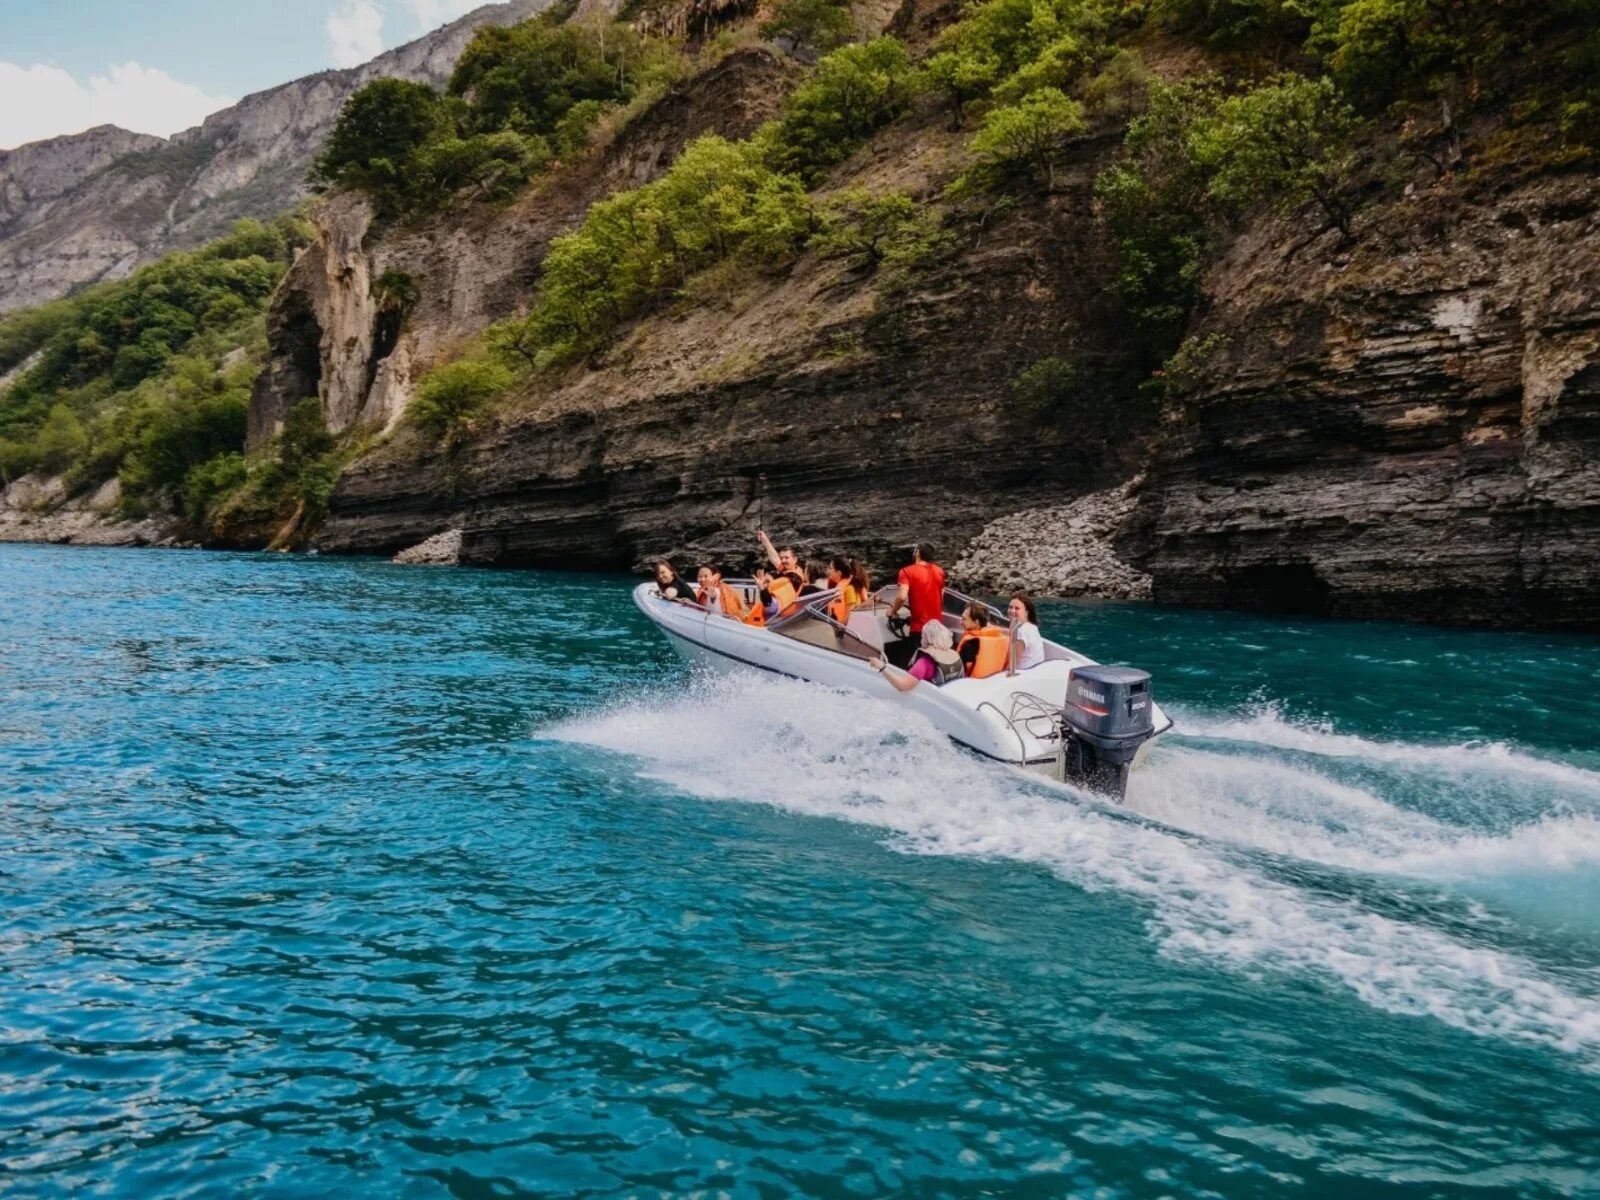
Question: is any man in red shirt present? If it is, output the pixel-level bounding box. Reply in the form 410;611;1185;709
886;543;946;664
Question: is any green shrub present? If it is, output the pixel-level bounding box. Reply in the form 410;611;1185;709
448;17;673;136
1152;0;1327;51
409;359;514;433
313;16;681;216
1010;355;1080;414
810;189;954;276
964;87;1087;190
768;39;915;181
761;0;856;53
522;135;813;365
184;452;248;521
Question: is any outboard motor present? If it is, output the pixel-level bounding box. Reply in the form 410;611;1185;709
1058;665;1156;800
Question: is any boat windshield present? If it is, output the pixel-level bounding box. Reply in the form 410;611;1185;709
767;589;880;663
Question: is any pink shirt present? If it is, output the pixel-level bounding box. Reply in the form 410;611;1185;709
908;655;937;682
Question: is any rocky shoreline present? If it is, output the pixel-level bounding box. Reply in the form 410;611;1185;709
954;480;1152;601
0;475;188;549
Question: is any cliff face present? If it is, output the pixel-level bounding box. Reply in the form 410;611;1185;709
0;0;546;313
251;58;1154;569
231;6;1599;629
1126;164;1600;630
249;46;804;452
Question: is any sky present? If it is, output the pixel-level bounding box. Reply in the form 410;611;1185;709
0;0;491;150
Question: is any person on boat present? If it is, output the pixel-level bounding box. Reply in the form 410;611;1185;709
799;560;830;597
752;565;800;620
869;621;964;691
1008;593;1045;671
886;542;945;635
756;530;806;593
827;556;865;623
850;558;872;601
957;603;1011;679
696;564;749;620
653;560;697;602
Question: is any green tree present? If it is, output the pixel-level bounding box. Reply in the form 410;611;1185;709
769;39;915;181
310;78;450;203
810;189;953;275
34;405;88;474
761;0;856;54
409;359;514;433
966;87;1086;190
1193;74;1358;237
1094;76;1225;332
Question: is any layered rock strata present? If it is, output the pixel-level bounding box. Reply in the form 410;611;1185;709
1127;168;1600;630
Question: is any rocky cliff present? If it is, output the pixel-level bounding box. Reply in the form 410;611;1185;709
0;0;547;314
1123;160;1600;630
249;51;1155;570
230;6;1599;630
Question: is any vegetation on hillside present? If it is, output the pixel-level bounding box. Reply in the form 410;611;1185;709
6;0;1598;544
0;216;313;525
312;14;685;216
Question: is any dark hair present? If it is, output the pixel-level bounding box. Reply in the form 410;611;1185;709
964;603;990;627
1012;592;1037;624
850;559;870;594
916;542;936;563
698;563;722;578
807;559;829;582
830;555;852;576
654;560;678;576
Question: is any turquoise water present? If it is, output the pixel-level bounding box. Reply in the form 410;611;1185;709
4;543;1599;1198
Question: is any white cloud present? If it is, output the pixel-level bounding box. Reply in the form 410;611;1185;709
0;61;236;150
400;0;489;34
326;0;387;68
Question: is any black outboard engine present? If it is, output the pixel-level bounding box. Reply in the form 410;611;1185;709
1058;665;1156;800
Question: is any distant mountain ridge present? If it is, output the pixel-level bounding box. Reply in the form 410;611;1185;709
0;0;548;314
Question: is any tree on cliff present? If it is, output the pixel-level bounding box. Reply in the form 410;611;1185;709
311;79;451;204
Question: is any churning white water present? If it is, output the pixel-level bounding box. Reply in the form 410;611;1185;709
552;672;1600;1067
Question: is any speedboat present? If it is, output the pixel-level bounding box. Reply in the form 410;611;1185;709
634;580;1172;798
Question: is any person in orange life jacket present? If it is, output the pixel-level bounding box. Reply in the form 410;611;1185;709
752;566;800;620
869;621;964;692
696;564;748;619
756;530;806;594
957;603;1011;679
826;556;865;624
653;560;697;602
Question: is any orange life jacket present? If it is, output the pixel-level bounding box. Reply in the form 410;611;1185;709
828;582;861;625
959;626;1010;679
767;574;798;614
699;583;746;619
743;594;767;627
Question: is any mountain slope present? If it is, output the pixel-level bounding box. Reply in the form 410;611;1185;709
0;0;547;314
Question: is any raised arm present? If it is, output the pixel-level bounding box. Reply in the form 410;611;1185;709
757;529;783;571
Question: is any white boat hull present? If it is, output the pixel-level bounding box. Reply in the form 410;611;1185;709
634;583;1168;771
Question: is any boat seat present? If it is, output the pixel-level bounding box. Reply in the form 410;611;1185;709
845;609;886;651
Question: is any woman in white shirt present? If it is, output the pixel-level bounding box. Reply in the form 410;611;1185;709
1007;593;1045;670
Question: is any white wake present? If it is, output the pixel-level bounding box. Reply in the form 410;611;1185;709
548;674;1600;1067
